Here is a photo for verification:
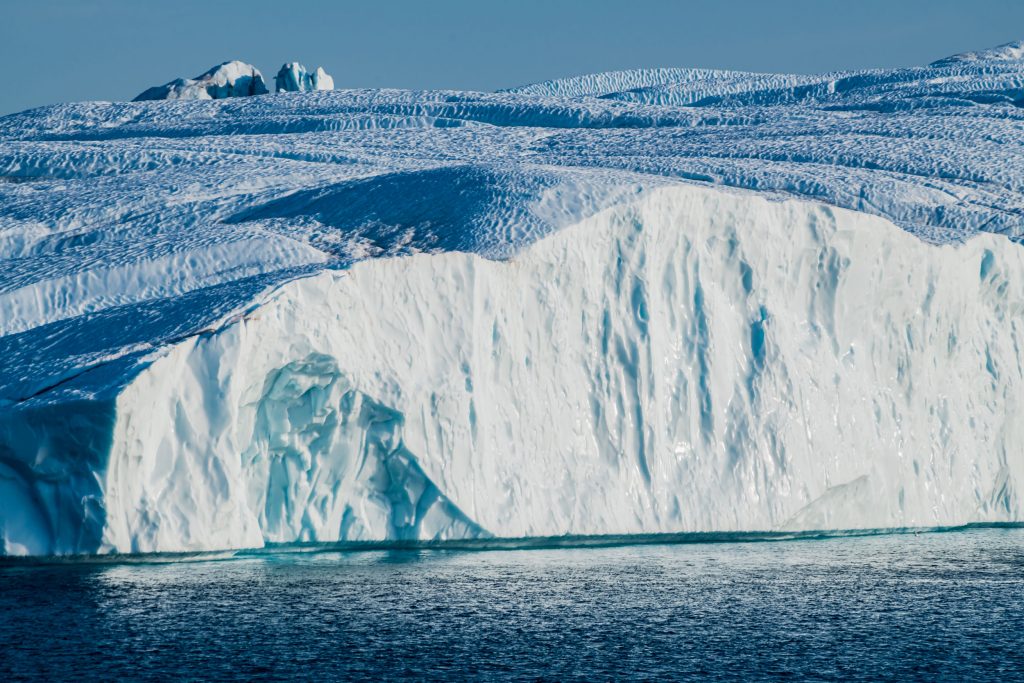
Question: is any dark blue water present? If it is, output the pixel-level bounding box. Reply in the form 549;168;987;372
2;528;1022;681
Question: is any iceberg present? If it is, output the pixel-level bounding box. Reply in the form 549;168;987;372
1;41;1023;555
133;61;269;101
275;63;335;92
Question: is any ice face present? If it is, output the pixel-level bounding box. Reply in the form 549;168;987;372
275;63;335;92
133;61;269;101
1;41;1023;555
3;185;1022;555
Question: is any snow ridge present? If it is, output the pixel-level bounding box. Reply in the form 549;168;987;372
930;39;1024;67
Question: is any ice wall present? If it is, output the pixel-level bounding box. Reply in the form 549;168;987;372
275;63;334;93
3;184;1021;555
4;40;1024;556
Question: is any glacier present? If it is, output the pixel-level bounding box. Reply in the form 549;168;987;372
1;42;1023;555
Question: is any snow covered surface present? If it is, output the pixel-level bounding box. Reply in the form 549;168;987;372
930;39;1024;66
133;61;269;101
1;43;1023;555
276;63;334;93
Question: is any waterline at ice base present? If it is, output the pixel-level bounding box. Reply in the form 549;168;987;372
2;41;1024;556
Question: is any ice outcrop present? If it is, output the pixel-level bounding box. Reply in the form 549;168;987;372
2;40;1024;555
275;63;334;92
930;39;1024;66
133;61;269;101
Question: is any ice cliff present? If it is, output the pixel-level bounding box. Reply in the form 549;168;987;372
1;41;1023;555
133;61;269;101
276;63;334;92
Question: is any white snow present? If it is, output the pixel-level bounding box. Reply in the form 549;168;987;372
1;41;1023;555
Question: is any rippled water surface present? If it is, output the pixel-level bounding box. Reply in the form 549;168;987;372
2;528;1023;681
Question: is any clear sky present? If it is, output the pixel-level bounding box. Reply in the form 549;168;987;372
2;0;1023;115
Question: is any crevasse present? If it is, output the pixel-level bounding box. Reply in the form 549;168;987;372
2;184;1021;556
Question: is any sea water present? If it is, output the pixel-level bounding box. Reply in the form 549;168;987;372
2;528;1022;680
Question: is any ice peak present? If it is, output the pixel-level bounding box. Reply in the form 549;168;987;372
930;39;1024;67
133;60;269;101
275;63;335;93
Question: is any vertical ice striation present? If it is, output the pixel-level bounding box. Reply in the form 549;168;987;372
275;63;334;93
2;40;1024;556
2;185;1022;555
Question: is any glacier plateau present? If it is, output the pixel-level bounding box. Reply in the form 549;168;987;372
1;42;1024;556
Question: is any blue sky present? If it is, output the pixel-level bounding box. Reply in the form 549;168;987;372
2;0;1022;114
